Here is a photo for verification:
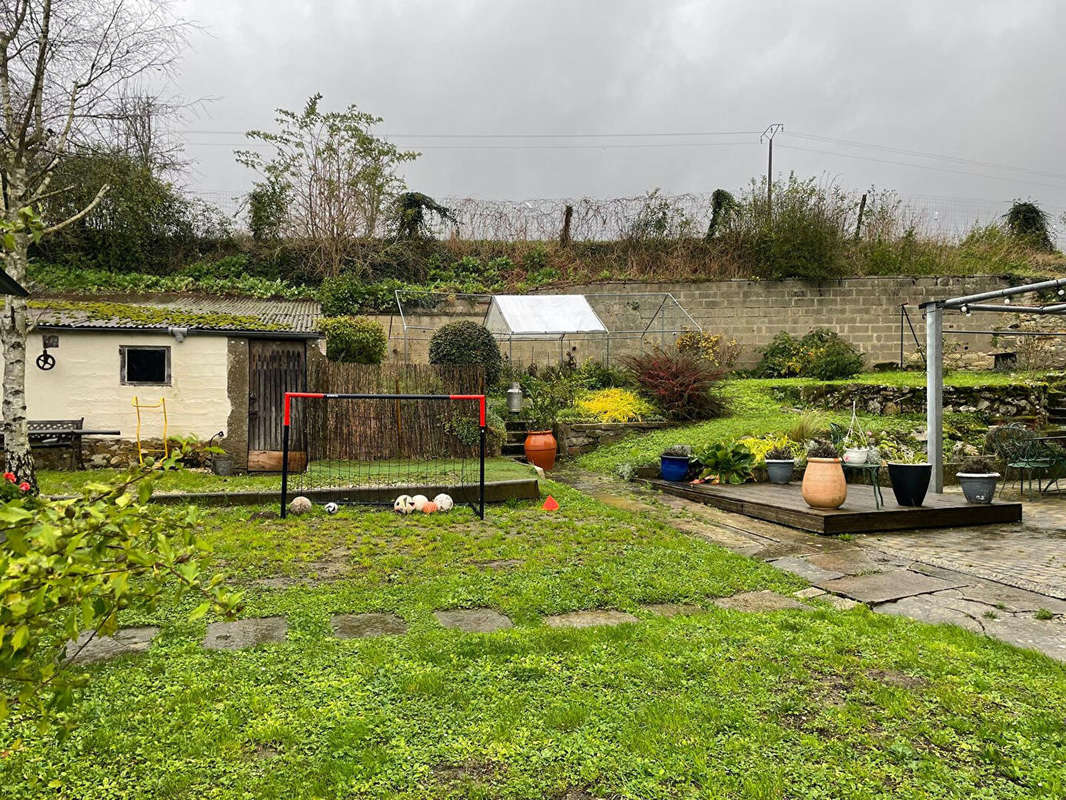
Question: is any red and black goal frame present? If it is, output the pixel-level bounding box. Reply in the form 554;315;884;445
280;391;487;519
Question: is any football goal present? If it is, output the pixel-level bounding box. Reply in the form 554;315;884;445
280;392;486;518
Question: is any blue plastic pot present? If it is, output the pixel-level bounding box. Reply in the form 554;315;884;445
660;455;691;482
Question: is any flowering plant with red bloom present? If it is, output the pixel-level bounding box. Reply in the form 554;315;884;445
3;471;15;482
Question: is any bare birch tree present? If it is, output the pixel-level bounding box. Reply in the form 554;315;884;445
0;0;187;485
236;94;418;278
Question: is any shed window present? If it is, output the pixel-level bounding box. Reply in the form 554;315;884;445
121;346;171;385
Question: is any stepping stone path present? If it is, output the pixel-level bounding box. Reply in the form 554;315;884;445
65;626;159;665
714;590;808;612
770;556;845;585
332;612;407;639
204;616;288;650
433;608;513;633
544;610;638;629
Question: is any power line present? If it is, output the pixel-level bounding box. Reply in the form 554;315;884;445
183;140;761;151
776;143;1066;191
178;128;764;139
787;131;1066;181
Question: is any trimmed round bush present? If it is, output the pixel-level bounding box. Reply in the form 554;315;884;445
428;321;502;386
317;316;388;364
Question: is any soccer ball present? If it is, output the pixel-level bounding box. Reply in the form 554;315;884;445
422;501;438;514
324;502;339;515
411;494;429;512
393;494;415;514
433;493;454;512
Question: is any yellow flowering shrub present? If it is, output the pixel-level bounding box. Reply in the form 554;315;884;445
575;388;657;424
676;331;740;370
736;434;803;465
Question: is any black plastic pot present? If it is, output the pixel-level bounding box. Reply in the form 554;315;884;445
887;463;931;507
957;473;1000;504
765;459;795;485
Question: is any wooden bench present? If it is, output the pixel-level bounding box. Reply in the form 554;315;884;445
28;418;86;470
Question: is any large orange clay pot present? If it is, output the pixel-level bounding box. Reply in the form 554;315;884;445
801;457;847;509
524;430;557;471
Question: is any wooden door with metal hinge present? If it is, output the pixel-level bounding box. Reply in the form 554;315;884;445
248;340;307;471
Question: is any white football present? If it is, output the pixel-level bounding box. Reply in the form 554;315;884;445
411;494;429;512
393;494;415;514
324;502;339;515
433;493;454;512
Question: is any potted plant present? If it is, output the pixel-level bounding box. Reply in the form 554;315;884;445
801;439;847;509
886;445;932;507
523;381;565;471
764;444;796;485
660;444;693;481
956;455;1000;504
693;442;755;485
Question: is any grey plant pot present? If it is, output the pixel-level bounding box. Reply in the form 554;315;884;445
957;472;1000;504
765;459;795;485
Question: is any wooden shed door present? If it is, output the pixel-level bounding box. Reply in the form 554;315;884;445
248;340;306;471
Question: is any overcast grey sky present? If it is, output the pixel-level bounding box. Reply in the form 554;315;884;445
172;0;1066;233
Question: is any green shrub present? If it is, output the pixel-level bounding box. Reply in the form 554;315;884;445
696;441;755;484
317;316;388;364
574;359;635;390
318;275;407;315
428;321;502;386
755;328;863;380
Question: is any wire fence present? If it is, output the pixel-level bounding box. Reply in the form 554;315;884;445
190;188;1064;245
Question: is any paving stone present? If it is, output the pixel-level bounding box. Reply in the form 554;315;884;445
875;595;984;632
642;603;705;617
331;612;407;639
204;616;288;650
983;617;1066;662
714;590;808;612
544;610;639;629
794;587;827;599
769;556;844;584
804;549;883;576
820;570;968;605
65;626;159;665
947;584;1066;615
823;595;861;611
434;608;513;633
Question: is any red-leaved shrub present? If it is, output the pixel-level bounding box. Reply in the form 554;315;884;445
622;348;727;421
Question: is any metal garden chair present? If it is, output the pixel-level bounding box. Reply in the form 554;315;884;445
986;424;1051;498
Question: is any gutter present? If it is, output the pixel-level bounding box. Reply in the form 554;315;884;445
33;324;322;340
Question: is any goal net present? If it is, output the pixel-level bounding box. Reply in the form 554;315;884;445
280;392;486;518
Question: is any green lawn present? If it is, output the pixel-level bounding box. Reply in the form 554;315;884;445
2;483;1065;798
38;458;536;496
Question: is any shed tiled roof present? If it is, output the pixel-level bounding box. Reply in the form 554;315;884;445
29;296;324;336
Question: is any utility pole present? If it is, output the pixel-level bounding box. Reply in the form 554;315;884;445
761;123;784;215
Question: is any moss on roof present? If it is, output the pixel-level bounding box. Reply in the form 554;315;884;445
29;299;289;332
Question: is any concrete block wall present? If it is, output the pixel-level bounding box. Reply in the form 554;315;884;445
370;275;1020;369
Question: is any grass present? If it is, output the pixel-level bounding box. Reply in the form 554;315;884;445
575;372;1037;475
37;458;536;496
2;482;1065;798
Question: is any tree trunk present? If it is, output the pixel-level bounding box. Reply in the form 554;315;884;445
0;227;35;488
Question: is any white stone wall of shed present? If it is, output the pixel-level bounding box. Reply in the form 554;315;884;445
11;332;231;441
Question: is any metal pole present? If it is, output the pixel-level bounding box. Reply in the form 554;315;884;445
925;304;944;493
478;423;486;520
280;423;290;518
899;305;905;368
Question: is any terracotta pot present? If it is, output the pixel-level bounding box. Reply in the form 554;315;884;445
524;430;557;471
801;457;847;509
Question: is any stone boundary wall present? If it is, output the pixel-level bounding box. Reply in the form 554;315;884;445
369;276;1030;369
772;382;1048;421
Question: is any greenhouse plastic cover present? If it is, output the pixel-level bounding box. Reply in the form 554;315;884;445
485;295;608;336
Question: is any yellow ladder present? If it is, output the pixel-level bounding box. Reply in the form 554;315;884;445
131;396;168;465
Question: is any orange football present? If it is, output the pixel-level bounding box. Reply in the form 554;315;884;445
422;502;438;514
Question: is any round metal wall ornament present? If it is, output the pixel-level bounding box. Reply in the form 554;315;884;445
36;351;56;370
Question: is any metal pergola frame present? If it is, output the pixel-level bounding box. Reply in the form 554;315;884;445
394;289;701;365
921;276;1066;493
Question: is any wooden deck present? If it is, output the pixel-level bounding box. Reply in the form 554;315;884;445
642;479;1022;535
